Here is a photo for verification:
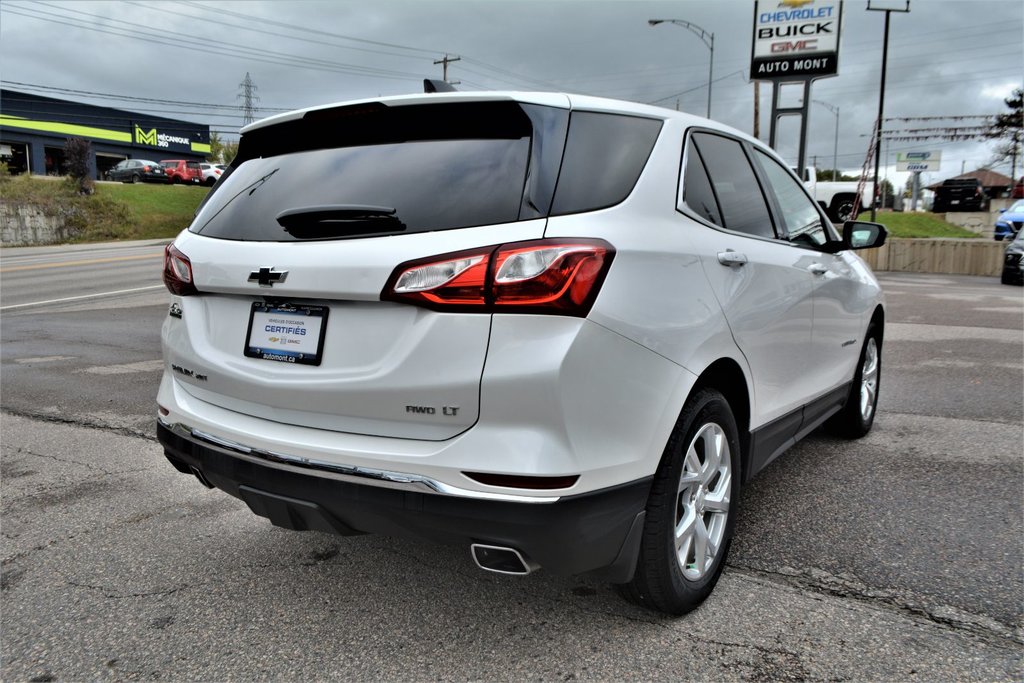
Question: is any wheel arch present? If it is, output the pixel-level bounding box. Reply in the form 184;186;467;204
688;357;752;482
869;305;885;346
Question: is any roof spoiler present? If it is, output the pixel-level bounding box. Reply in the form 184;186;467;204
423;79;458;93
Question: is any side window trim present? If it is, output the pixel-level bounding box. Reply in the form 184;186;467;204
675;127;783;243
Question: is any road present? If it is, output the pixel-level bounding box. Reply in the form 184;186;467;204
1;241;1022;681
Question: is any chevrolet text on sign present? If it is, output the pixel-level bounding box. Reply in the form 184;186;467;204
752;0;843;80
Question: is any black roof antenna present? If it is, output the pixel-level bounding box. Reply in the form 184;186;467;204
424;79;458;93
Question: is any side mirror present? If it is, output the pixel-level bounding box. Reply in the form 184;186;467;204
842;220;888;250
999;208;1007;214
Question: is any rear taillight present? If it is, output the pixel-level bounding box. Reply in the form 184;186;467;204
382;239;614;316
163;244;198;296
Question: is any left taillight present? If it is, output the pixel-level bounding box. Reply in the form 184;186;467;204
163;244;198;296
382;239;614;317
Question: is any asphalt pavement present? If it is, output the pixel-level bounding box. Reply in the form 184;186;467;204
1;242;1021;681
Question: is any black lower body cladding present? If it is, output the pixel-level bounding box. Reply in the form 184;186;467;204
157;422;650;581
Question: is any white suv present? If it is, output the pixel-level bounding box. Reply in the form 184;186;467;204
157;92;886;614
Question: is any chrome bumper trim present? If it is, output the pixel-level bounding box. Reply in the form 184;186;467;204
160;419;561;504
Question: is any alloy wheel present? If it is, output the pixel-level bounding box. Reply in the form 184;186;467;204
675;422;732;580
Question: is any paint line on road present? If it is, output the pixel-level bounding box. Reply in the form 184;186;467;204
0;285;165;311
78;359;165;375
13;356;76;364
0;253;162;273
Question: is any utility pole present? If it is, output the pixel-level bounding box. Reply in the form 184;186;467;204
236;72;260;127
433;54;461;84
753;81;760;140
867;1;910;222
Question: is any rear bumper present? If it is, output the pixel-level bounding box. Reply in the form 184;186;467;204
157;421;650;581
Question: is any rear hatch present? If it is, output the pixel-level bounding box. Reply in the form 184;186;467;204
167;97;571;440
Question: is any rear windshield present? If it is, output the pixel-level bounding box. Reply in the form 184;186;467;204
192;102;538;241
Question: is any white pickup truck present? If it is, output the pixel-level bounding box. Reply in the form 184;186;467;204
795;167;875;223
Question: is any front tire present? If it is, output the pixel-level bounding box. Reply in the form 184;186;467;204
829;194;857;223
826;325;881;438
619;388;741;615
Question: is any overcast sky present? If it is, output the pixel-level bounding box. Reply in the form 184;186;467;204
1;0;1021;188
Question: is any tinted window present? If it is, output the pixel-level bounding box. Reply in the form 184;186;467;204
550;112;662;215
690;133;774;239
192;102;542;241
755;150;830;247
680;144;723;226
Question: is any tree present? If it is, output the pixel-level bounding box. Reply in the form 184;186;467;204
985;87;1022;178
208;131;224;162
63;137;94;195
220;140;239;165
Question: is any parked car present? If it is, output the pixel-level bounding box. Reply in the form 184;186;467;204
796;166;874;223
106;159;168;184
160;159;203;184
1001;231;1024;285
199;162;223;186
1012;176;1023;199
933;178;989;212
157;92;887;615
994;199;1024;241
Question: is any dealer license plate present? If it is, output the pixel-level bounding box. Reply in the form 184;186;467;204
244;302;328;366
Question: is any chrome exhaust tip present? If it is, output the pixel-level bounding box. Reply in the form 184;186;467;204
470;543;538;575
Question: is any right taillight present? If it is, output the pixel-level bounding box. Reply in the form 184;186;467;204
163;244;199;296
382;239;614;316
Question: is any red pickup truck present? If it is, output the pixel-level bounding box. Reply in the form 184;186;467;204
160;160;203;185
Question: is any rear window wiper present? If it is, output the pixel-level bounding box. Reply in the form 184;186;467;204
275;205;407;239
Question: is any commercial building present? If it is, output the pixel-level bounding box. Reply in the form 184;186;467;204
0;89;211;179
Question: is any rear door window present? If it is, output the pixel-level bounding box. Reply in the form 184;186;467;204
689;132;775;239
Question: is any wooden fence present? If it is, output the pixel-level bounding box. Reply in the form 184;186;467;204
858;238;1006;277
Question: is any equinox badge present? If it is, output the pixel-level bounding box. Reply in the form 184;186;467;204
248;267;289;287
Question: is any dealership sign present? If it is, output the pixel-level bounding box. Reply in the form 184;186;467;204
896;151;942;172
752;1;843;80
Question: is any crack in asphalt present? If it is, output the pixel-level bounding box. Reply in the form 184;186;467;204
64;578;189;600
1;407;156;442
728;564;1022;647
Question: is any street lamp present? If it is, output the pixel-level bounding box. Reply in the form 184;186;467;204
649;19;714;119
813;100;840;182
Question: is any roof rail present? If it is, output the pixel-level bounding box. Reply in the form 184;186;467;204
423;79;458;93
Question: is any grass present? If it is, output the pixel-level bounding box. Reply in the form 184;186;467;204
0;174;208;242
856;210;981;239
98;182;208;239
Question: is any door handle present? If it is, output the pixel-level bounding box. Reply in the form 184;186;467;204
808;263;829;276
717;251;748;267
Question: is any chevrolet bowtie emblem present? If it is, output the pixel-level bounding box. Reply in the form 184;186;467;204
248;267;289;287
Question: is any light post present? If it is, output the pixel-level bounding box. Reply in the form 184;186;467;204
649;19;714;119
813;100;840;181
867;0;910;221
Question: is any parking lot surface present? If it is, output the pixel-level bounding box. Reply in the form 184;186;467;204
1;245;1021;681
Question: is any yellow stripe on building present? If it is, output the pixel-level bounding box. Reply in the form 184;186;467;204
191;142;211;154
0;115;132;143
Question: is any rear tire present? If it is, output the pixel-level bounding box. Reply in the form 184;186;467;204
826;325;881;439
130;173;140;184
618;388;741;615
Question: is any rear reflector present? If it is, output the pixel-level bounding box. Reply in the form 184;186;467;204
382;239;614;316
463;472;580;490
